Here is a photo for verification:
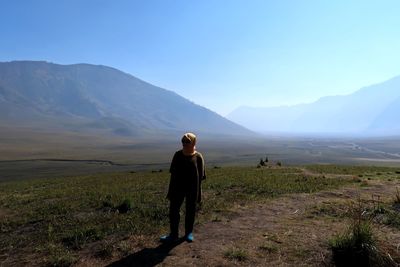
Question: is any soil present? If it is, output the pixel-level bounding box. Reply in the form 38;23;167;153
76;176;400;267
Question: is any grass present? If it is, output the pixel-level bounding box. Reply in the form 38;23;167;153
258;242;278;253
329;199;398;267
394;187;400;205
383;210;400;229
329;199;376;267
330;221;375;266
0;164;393;265
45;243;77;267
223;247;249;261
305;165;398;176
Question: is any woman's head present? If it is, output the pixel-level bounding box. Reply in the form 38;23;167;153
181;132;196;146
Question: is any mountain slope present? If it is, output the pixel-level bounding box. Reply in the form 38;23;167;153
227;76;400;135
368;96;400;133
0;61;251;136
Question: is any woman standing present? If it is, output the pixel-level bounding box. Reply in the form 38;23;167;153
160;133;206;242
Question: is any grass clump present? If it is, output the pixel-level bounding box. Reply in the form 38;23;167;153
224;247;248;262
383;211;400;229
62;226;104;250
259;242;278;253
45;243;77;267
393;188;400;206
96;240;114;259
116;240;131;256
330;220;375;266
330;200;396;266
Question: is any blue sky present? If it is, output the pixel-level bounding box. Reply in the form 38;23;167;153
1;0;400;115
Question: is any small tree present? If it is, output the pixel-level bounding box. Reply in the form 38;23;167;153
265;156;269;163
259;158;265;166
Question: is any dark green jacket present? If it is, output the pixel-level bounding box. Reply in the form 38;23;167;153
167;150;206;202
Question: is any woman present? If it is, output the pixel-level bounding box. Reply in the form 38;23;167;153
160;132;206;242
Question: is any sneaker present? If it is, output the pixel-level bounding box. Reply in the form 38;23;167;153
160;234;178;243
185;233;194;242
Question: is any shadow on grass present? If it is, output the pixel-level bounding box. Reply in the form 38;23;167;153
107;239;185;267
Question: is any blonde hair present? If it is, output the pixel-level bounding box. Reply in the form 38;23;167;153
181;132;196;145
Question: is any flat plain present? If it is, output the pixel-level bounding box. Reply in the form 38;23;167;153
1;126;400;180
1;127;400;266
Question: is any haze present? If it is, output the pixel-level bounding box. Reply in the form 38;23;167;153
2;1;400;116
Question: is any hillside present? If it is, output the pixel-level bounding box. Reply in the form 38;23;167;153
0;61;251;137
227;76;400;135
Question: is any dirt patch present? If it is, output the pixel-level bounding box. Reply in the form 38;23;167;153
96;178;400;267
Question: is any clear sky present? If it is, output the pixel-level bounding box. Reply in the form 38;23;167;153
1;0;400;115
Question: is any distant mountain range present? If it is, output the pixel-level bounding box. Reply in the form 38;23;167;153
227;76;400;136
0;61;251;137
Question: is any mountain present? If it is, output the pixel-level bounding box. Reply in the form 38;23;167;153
0;61;251;137
227;76;400;135
368;96;400;133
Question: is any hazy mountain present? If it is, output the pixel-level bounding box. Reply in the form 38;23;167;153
0;61;251;137
227;76;400;136
368;96;400;133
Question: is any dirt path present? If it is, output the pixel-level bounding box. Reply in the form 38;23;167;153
158;180;399;266
81;175;400;267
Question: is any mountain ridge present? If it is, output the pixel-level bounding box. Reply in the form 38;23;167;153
0;60;252;137
228;75;400;135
